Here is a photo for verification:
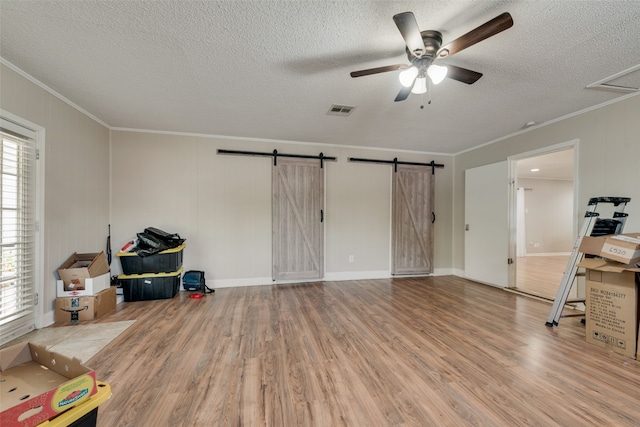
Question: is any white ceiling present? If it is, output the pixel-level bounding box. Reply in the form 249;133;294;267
516;148;574;181
1;1;639;154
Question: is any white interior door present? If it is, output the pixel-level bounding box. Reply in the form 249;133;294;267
464;161;509;287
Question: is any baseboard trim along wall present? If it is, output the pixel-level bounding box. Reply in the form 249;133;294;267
323;271;391;281
210;277;274;288
210;268;455;288
524;252;571;257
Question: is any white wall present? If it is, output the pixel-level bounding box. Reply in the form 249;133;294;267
110;131;454;285
519;178;574;254
453;93;640;273
0;63;110;325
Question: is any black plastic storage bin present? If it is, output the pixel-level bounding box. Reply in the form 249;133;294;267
118;268;182;301
117;243;185;274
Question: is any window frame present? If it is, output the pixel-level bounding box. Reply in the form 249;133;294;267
1;110;44;344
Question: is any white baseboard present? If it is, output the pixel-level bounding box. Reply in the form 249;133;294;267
452;268;465;278
323;270;391;281
211;269;466;287
211;277;274;288
211;271;394;287
433;268;455;276
451;269;505;288
42;311;55;328
524;252;571;257
463;277;506;288
210;269;458;288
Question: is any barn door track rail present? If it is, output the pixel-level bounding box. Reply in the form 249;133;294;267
348;157;444;174
217;149;337;168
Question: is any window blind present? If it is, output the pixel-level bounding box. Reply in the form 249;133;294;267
1;118;37;344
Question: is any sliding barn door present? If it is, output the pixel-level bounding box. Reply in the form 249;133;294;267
392;165;435;275
272;158;324;281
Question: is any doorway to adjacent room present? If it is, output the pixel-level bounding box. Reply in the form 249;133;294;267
510;145;576;299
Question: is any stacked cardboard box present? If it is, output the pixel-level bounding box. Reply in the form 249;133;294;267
55;252;116;323
56;251;110;292
54;287;117;323
580;232;640;264
579;233;640;359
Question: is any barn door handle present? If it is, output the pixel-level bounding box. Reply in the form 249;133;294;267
432;212;435;223
320;209;324;223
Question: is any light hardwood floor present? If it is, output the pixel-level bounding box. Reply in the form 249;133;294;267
82;276;639;426
515;255;570;299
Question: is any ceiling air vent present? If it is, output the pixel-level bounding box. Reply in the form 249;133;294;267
586;65;640;93
327;104;355;116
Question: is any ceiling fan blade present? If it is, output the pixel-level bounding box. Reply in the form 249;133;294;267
393;12;426;57
350;64;408;78
394;85;413;102
437;12;513;58
446;65;483;84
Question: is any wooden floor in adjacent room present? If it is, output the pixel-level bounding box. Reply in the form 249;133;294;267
84;276;640;427
515;255;570;300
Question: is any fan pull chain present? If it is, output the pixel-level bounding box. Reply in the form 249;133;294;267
420;79;433;109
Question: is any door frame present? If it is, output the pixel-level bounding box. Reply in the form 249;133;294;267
506;139;579;288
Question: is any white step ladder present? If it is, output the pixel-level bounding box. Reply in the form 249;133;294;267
545;197;630;327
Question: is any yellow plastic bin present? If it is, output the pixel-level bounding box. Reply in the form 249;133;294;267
38;382;111;427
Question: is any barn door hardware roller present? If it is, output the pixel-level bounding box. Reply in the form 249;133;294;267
545;196;631;327
217;149;337;168
348;157;444;174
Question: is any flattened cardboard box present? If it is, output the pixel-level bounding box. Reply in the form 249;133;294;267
580;232;640;264
580;258;640;359
54;286;117;324
57;251;110;289
0;342;97;427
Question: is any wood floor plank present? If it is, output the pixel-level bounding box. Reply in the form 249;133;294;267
81;276;640;426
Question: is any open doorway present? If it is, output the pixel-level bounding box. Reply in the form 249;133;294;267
509;145;576;299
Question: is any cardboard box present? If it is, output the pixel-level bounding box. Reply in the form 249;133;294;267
0;342;98;427
56;272;110;297
54;286;117;323
602;234;640;264
57;251;110;289
581;258;640;359
580;232;640;264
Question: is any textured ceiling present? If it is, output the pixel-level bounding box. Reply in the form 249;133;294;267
1;1;639;154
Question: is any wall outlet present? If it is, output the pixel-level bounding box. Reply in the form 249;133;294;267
349;255;354;263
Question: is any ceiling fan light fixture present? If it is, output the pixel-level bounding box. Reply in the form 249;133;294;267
398;66;418;87
427;64;448;85
411;77;427;94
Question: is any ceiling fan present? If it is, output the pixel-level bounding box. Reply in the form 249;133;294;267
350;11;513;102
